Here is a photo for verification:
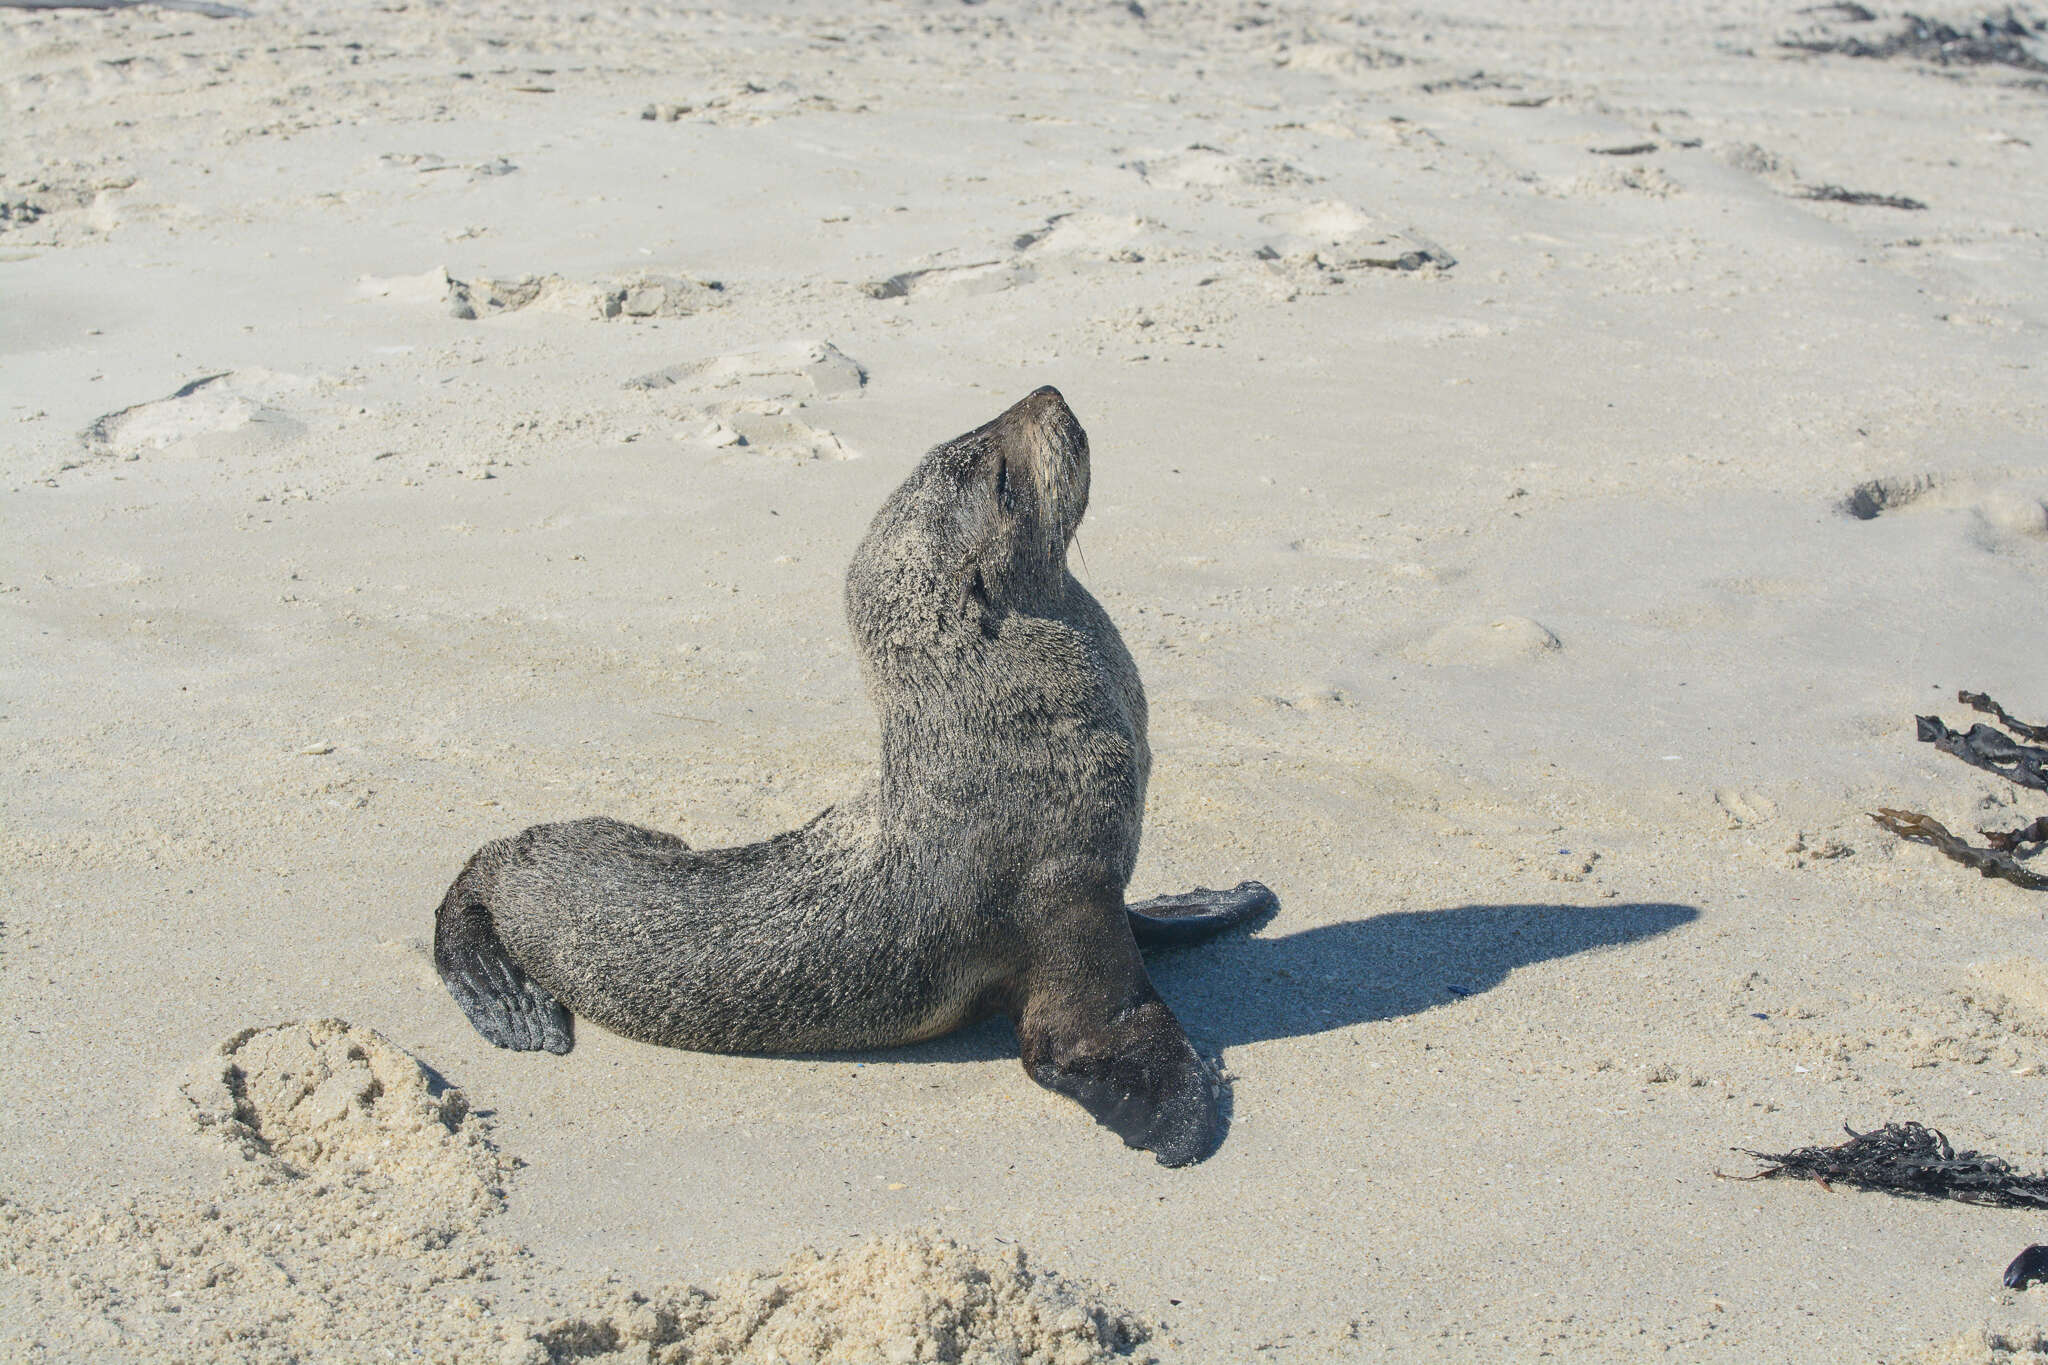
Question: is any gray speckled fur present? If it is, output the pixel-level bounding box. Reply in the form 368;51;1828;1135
434;388;1274;1165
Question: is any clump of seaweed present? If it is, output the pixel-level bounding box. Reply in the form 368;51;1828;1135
1873;809;2048;888
1782;7;2048;72
1961;689;2048;743
1736;1123;2048;1209
1916;711;2048;792
1871;689;2047;890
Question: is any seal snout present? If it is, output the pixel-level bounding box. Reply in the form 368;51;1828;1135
999;386;1080;447
1018;384;1070;418
996;386;1089;544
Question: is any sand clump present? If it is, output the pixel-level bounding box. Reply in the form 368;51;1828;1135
179;1017;507;1247
0;1021;1154;1365
507;1237;1154;1365
1900;1325;2048;1364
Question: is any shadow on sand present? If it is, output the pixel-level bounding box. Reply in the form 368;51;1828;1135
872;899;1699;1065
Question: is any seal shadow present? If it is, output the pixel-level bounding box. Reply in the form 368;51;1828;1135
869;900;1699;1066
1152;900;1699;1050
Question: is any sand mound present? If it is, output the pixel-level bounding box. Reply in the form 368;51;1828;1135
180;1018;505;1245
2;1022;511;1361
626;340;866;401
1901;1326;2048;1364
509;1234;1154;1365
1;1022;1153;1365
625;340;864;458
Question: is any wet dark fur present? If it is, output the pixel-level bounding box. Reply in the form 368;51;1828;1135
435;388;1274;1165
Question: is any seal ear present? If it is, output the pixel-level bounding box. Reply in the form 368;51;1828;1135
957;557;1004;639
963;563;992;612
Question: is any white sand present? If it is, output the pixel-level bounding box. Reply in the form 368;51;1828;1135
5;1020;1152;1362
2;0;2046;1359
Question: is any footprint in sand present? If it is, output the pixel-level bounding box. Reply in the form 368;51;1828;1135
861;259;1037;301
81;369;318;461
863;212;1163;301
1259;199;1379;245
1009;210;1172;270
1838;472;1945;520
1976;490;2048;540
356;266;726;321
1122;144;1322;191
625;339;864;459
1839;471;2047;544
1256;199;1456;273
1555;163;1682;197
1713;788;1779;829
1968;958;2048;1042
1409;614;1562;666
637;79;859;127
1271;41;1412;76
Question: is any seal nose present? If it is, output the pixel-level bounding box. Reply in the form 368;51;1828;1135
1004;385;1073;431
1000;386;1085;457
994;387;1089;546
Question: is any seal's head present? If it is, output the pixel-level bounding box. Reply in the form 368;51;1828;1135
846;387;1091;666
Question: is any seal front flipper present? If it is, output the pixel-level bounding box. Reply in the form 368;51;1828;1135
1017;983;1219;1167
1126;880;1278;948
433;873;573;1055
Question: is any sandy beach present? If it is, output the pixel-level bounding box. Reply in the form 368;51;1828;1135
3;0;2046;1359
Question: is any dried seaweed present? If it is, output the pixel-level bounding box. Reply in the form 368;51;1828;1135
1986;815;2048;853
1781;8;2048;72
1876;690;2045;887
1960;689;2048;743
1871;809;2048;889
1800;184;1928;210
1916;714;2048;792
1736;1123;2048;1209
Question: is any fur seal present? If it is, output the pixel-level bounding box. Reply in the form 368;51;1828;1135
434;387;1275;1166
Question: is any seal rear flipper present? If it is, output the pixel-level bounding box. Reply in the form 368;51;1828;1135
1126;880;1277;948
434;891;573;1055
1018;992;1219;1167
